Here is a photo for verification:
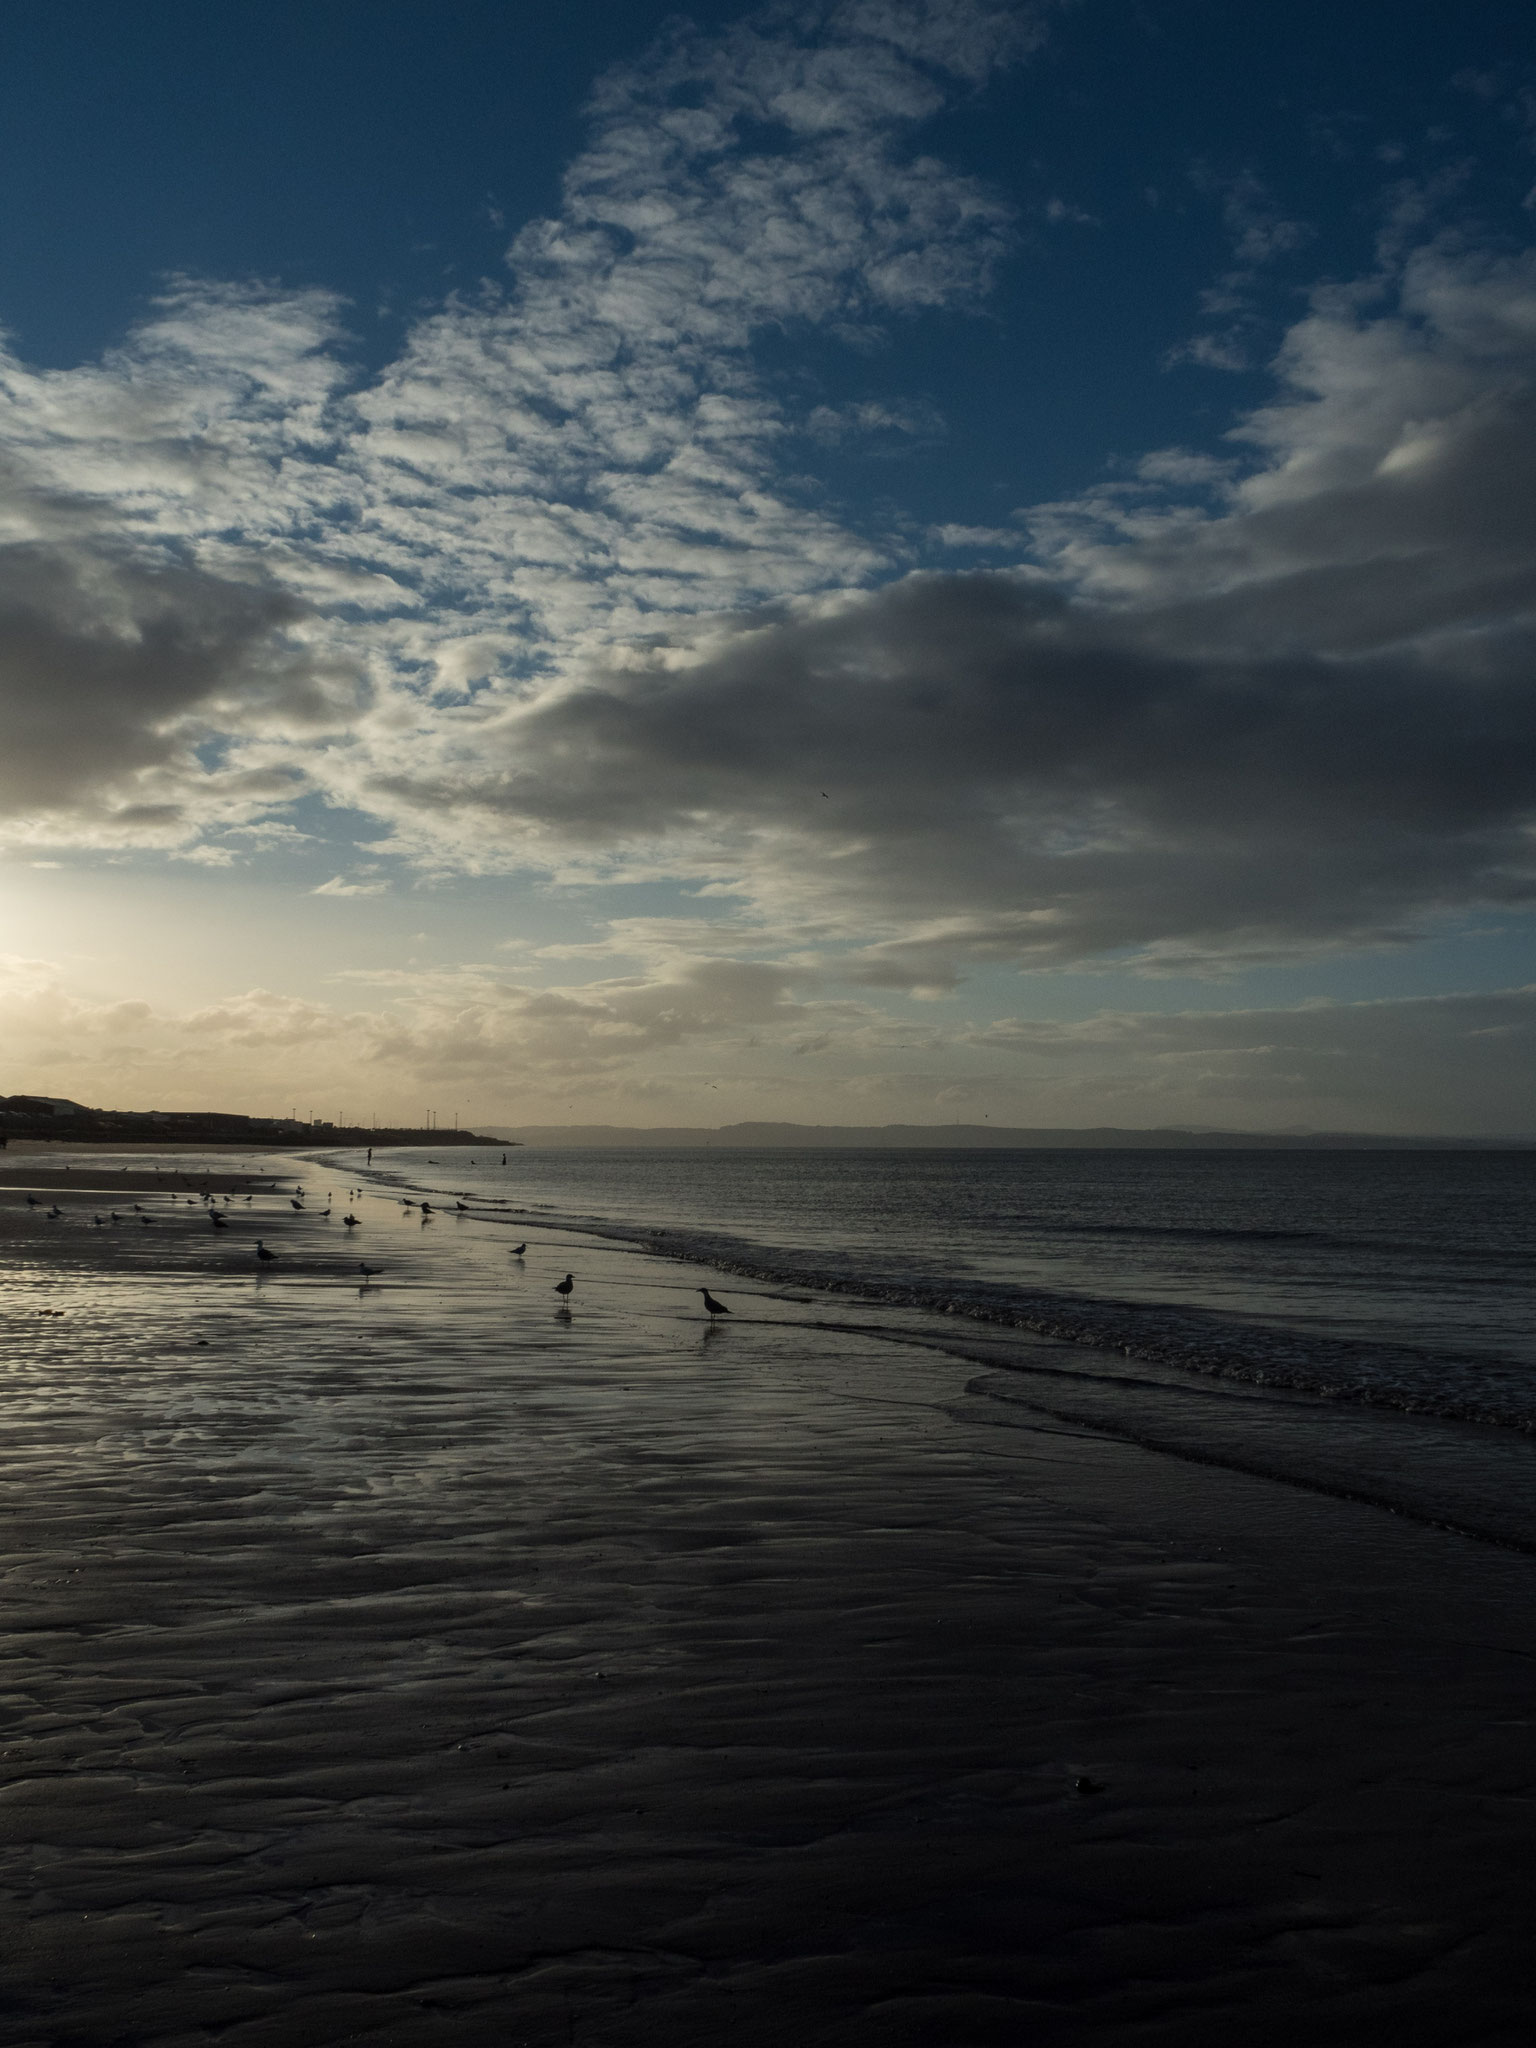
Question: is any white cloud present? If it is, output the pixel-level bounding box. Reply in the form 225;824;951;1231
930;522;1022;548
311;875;390;897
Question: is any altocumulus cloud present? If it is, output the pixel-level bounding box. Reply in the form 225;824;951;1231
0;0;1039;847
0;0;1533;1009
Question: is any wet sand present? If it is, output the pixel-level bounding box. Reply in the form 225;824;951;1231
1;1159;1533;2045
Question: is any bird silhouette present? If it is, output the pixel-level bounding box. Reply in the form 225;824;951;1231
697;1288;731;1317
509;1242;526;1255
210;1211;228;1229
359;1262;383;1280
455;1200;469;1211
554;1274;574;1300
343;1214;360;1227
290;1199;304;1211
255;1240;277;1262
46;1206;63;1219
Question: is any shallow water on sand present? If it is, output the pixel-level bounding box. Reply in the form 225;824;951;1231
345;1145;1536;1434
4;1155;1536;2044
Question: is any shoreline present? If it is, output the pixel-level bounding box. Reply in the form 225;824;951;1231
3;1149;1535;2042
326;1143;1536;1453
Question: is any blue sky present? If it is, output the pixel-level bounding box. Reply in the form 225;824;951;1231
2;0;1534;1131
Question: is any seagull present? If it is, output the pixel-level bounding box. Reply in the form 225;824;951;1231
290;1198;305;1211
509;1242;526;1256
46;1206;63;1220
455;1199;469;1211
24;1195;38;1208
210;1211;228;1229
420;1202;433;1214
554;1274;574;1300
343;1214;360;1228
255;1240;277;1262
94;1214;107;1227
697;1288;731;1317
359;1262;384;1280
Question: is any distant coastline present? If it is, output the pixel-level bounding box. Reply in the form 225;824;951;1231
0;1095;497;1148
483;1121;1535;1150
6;1095;1529;1151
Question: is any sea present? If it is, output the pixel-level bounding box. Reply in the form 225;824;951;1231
330;1142;1536;1551
352;1144;1536;1423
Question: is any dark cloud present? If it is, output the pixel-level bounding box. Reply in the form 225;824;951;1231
360;561;1536;980
0;543;351;837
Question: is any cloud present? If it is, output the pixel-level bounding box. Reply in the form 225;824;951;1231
0;2;1532;1022
0;1;1042;854
5;951;826;1098
930;522;1022;548
353;527;1536;980
4;941;1530;1133
964;985;1536;1135
0;539;352;843
319;146;1524;992
311;875;390;896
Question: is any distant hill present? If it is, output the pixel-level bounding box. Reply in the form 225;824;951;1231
483;1121;1533;1150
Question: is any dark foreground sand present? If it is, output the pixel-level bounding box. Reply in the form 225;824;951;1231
1;1162;1533;2045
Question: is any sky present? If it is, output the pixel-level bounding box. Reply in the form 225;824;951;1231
2;0;1534;1134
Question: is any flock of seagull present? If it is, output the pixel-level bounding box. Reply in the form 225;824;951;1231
19;1177;734;1318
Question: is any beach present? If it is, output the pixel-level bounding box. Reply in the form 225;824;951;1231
2;1152;1534;2045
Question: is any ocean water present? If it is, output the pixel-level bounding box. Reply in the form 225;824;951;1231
351;1144;1536;1433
